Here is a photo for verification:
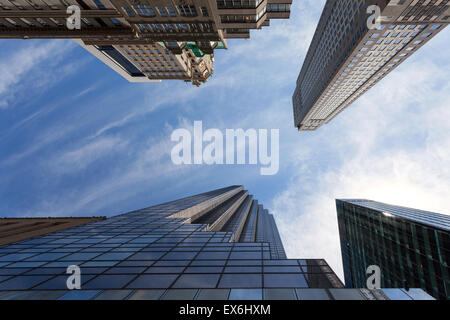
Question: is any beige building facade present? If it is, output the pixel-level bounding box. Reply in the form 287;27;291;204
0;0;291;85
293;0;449;131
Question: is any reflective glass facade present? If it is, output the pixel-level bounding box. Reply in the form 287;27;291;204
0;186;344;300
0;187;434;300
337;199;450;300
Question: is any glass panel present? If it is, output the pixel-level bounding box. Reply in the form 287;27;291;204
218;274;262;288
229;289;262;300
263;274;308;288
196;252;229;260
224;266;262;273
263;266;302;273
129;252;165;260
105;267;146;274
161;289;198;300
0;276;53;290
401;288;434;300
161;252;197;260
126;274;178;289
172;274;220;288
185;266;223;273
58;290;100;300
196;289;230;300
9;290;66;300
83;275;137;289
264;288;296;300
94;252;134;260
381;288;412;300
94;290;133;300
128;289;164;300
328;289;366;300
295;288;331;300
34;275;95;290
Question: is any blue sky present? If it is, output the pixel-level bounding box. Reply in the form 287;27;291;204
0;0;449;281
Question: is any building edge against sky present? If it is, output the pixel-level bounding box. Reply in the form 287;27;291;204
0;0;292;86
0;186;434;300
336;199;449;300
292;0;450;131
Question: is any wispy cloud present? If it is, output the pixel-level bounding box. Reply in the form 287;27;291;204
51;136;128;174
271;42;450;281
0;40;76;108
0;0;448;289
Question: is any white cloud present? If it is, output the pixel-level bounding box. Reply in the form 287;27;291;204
270;35;450;282
52;136;128;173
0;40;76;108
0;0;449;291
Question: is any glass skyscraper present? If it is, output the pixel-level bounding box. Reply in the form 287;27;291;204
0;187;433;300
337;199;450;300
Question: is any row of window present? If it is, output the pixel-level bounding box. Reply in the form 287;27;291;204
1;288;394;300
123;5;207;18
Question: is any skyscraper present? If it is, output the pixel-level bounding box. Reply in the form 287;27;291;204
0;186;433;300
336;199;450;300
0;0;292;85
292;0;449;131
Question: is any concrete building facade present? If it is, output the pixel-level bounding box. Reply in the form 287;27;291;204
0;0;292;85
293;0;449;130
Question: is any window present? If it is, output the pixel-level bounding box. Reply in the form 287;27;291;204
196;289;230;300
58;290;100;300
162;289;198;300
296;288;331;300
229;289;262;300
166;6;176;16
128;289;164;300
328;289;365;300
224;266;262;273
264;288;296;300
35;274;95;290
185;266;223;273
172;274;220;288
218;274;262;288
129;252;165;260
83;275;136;289
94;252;134;261
126;274;178;289
94;290;132;300
133;5;156;17
0;275;53;290
157;6;167;16
145;267;184;273
264;274;308;288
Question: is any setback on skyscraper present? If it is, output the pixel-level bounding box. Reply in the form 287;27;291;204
0;186;434;300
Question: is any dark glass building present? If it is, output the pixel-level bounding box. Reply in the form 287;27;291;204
0;187;433;300
337;199;450;300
